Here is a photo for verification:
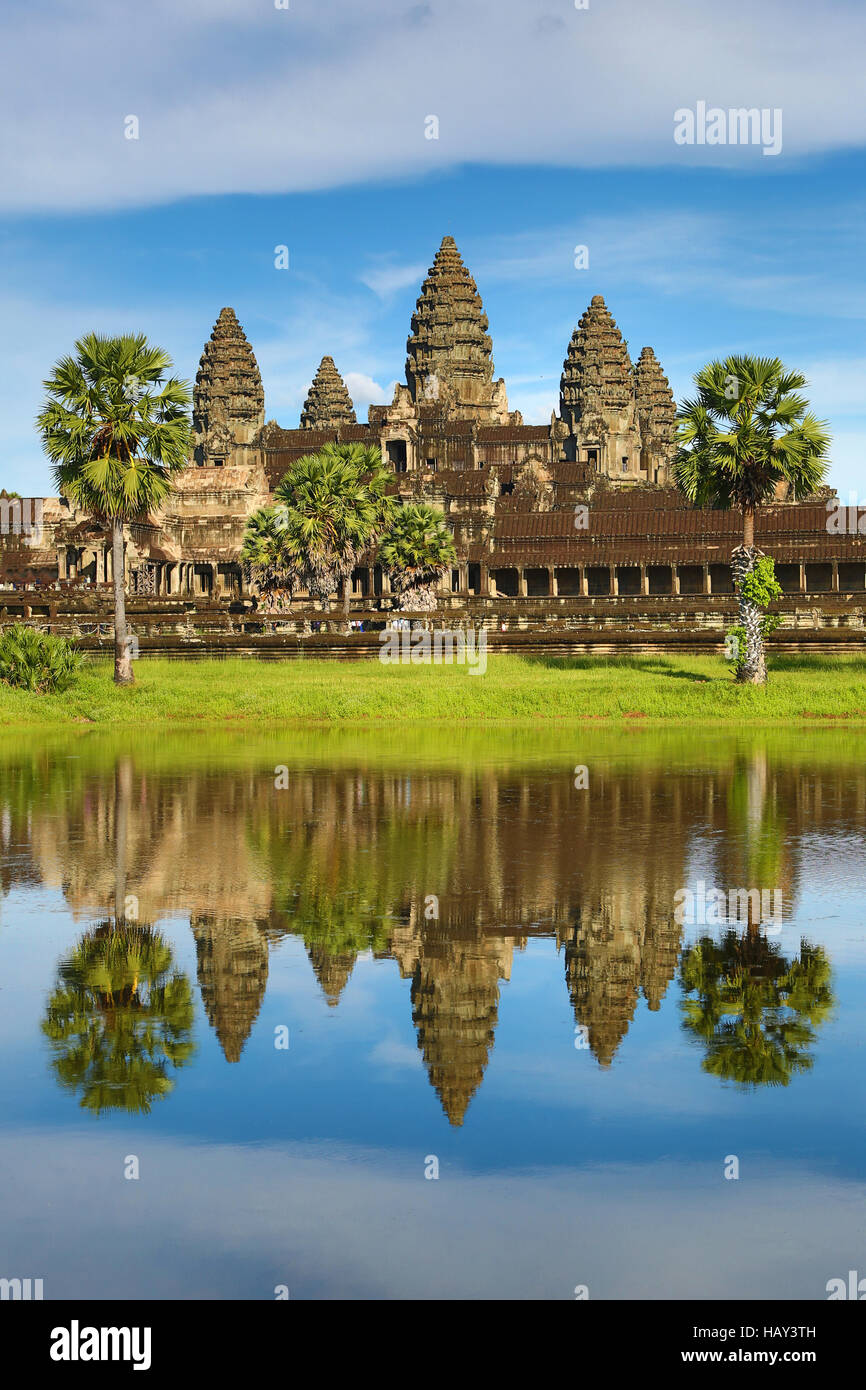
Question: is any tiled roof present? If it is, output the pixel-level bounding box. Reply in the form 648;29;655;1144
493;504;842;542
477;425;550;442
429;469;489;497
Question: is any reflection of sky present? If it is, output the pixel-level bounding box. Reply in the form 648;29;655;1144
2;863;866;1298
1;1126;864;1300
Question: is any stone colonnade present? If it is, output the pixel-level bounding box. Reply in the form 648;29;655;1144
345;559;861;600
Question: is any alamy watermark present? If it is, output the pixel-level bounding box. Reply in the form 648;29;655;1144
674;102;782;157
379;626;487;675
1;497;43;542
674;879;783;933
826;494;866;535
1;1276;43;1300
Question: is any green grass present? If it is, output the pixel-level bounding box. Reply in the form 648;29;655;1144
1;653;866;726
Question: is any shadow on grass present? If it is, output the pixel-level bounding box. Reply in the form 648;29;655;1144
520;654;721;682
521;652;866;679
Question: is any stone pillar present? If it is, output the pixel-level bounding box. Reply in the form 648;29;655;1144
549;567;558;597
832;560;839;592
579;565;587;597
640;563;648;596
702;564;710;595
610;565;618;596
672;566;680;595
518;569;528;597
799;561;806;595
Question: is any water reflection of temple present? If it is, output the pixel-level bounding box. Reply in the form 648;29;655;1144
2;743;847;1111
191;917;274;1063
389;913;519;1126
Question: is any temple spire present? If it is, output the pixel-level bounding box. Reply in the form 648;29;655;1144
405;236;508;422
634;346;675;446
559;294;635;435
300;356;357;431
193;307;264;445
634;346;676;484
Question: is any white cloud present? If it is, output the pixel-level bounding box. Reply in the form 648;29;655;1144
359;264;427;298
3;0;866;213
343;372;401;422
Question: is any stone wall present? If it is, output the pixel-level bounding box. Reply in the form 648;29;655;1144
2;588;864;658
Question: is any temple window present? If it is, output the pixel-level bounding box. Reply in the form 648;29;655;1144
426;457;437;471
213;457;224;468
621;457;628;472
587;448;598;464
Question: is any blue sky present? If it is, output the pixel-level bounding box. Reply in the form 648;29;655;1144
1;0;864;498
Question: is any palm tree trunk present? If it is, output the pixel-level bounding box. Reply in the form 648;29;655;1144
342;572;352;633
731;505;766;686
112;519;134;685
743;505;755;550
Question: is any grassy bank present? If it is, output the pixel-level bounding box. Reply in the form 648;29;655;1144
2;653;866;726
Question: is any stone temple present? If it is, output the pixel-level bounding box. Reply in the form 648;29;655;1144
5;234;865;635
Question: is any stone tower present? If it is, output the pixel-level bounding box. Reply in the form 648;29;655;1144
300;356;357;431
193;307;265;466
404;235;511;423
559;295;642;478
634;346;676;485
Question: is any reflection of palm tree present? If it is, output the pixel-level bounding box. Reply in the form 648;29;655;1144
42;923;195;1113
680;931;832;1087
728;753;787;901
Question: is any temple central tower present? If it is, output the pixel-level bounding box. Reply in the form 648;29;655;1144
404;235;511;424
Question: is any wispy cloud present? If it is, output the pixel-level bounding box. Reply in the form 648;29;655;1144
3;0;866;213
359;264;427;298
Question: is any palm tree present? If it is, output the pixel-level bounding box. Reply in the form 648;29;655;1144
36;333;192;685
240;506;294;610
248;442;396;622
377;503;457;611
674;356;830;685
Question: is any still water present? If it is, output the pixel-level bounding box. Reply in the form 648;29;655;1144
0;726;864;1300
